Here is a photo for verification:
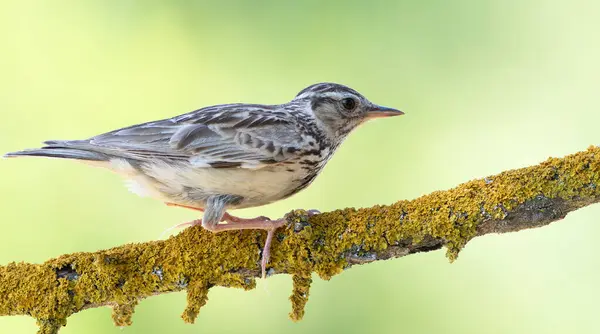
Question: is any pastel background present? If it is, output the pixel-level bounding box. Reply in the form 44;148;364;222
1;1;599;333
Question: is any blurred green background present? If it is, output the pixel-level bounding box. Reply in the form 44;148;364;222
1;1;599;333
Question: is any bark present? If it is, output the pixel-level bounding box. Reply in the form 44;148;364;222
1;146;599;334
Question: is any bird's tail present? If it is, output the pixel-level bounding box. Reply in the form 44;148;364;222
3;140;109;161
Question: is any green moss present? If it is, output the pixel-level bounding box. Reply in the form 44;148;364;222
1;146;599;332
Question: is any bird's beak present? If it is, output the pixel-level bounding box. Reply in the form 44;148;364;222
366;105;405;119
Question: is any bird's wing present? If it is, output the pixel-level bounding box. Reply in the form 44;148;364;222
83;104;307;169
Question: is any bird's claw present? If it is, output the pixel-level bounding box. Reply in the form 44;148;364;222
261;209;320;276
306;209;321;216
260;218;286;279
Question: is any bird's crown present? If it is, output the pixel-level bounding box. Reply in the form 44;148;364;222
294;82;364;100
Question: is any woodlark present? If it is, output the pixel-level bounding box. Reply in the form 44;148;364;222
5;82;404;277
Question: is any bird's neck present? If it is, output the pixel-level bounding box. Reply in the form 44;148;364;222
292;100;349;149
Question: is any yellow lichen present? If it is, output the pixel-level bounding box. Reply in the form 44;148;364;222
111;299;138;327
289;275;312;321
0;146;599;332
181;282;209;324
36;319;62;334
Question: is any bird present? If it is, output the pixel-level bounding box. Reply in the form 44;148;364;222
4;82;404;277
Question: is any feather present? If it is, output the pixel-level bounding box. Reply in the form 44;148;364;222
68;104;309;169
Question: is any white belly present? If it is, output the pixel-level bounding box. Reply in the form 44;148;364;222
108;158;307;209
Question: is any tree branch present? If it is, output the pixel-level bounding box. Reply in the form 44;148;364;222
1;146;599;333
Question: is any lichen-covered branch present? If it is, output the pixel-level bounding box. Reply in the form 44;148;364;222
1;146;600;333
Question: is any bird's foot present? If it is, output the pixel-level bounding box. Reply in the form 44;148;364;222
162;207;319;278
221;212;270;224
305;209;321;216
216;210;319;277
158;219;201;239
159;203;204;238
210;213;286;279
260;219;286;279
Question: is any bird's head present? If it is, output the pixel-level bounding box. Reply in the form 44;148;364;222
293;82;404;137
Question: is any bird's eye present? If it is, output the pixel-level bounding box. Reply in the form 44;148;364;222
341;98;356;111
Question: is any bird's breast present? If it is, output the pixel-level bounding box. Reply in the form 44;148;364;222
114;158;321;209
